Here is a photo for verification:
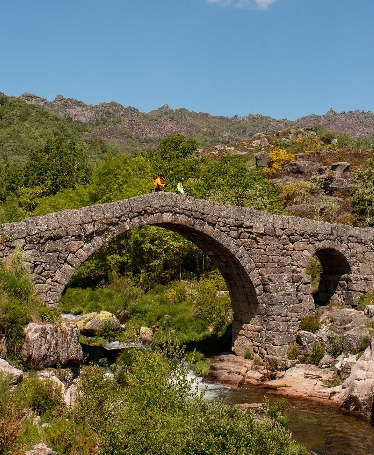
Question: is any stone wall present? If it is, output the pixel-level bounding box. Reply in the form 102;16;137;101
1;192;374;362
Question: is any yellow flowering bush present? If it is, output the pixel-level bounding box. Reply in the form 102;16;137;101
264;146;295;177
165;288;177;305
294;135;323;154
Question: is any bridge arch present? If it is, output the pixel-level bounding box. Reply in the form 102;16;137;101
58;210;261;353
311;247;352;306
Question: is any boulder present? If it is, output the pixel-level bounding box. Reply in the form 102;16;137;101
337;335;374;417
330;162;350;177
21;322;83;370
206;354;267;387
25;443;58;455
254;151;270;168
75;311;121;336
315;326;343;353
264;364;337;400
297;330;318;346
252;137;269;147
328;179;353;194
364;305;374;319
319;353;335;368
319;308;366;333
296;330;317;354
0;358;23;384
283;161;319;175
342;328;370;354
335;354;357;380
139;326;153;344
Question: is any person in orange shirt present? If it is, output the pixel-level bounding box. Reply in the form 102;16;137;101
153;173;166;192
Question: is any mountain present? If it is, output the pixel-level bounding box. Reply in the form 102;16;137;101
296;108;374;139
19;93;374;153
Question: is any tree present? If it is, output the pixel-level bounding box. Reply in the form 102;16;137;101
23;136;91;197
152;135;200;187
156;135;199;160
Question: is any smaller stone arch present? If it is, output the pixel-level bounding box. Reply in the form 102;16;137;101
312;248;352;306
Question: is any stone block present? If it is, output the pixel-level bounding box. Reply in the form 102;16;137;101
364;305;374;318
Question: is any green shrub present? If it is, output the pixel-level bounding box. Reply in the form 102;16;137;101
35;305;56;323
1;344;307;455
0;250;51;359
324;375;343;388
352;159;374;226
299;315;321;333
17;375;64;418
0;393;27;455
357;292;374;311
193;359;210;378
244;350;253;360
184;350;210;377
287;342;300;360
264;397;289;426
0;252;35;300
360;336;370;352
94;347;308;455
0;301;29;358
310;343;325;365
327;334;343;358
306;255;322;293
60;285;129;316
45;417;98;455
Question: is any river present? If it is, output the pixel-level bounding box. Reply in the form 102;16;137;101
198;380;374;455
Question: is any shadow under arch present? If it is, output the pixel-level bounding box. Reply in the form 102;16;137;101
157;221;259;326
313;248;352;306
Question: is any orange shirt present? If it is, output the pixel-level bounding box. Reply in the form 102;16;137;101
153;176;165;190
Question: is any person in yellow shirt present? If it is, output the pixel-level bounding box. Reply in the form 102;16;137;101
153;173;166;192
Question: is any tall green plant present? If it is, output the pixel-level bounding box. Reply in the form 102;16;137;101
352;159;374;226
0;250;52;358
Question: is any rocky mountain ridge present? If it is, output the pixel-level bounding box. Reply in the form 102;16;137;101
18;93;374;151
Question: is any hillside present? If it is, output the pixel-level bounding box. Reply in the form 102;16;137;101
18;93;374;152
0;91;373;229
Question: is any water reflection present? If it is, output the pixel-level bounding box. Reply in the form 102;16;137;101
198;379;374;455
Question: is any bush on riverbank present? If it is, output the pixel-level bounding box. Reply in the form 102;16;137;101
47;347;308;455
0;347;309;455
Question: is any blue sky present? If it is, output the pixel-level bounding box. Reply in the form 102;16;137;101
1;0;373;120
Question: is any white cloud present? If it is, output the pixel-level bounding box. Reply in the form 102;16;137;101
207;0;279;9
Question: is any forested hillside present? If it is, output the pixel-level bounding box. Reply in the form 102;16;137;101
18;92;374;152
2;92;374;226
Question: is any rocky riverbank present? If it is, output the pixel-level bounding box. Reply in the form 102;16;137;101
206;353;341;401
205;341;374;421
2;303;374;421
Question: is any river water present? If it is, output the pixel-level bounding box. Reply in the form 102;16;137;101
197;380;374;455
77;331;374;454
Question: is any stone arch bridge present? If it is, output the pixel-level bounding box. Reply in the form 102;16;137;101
1;193;374;361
